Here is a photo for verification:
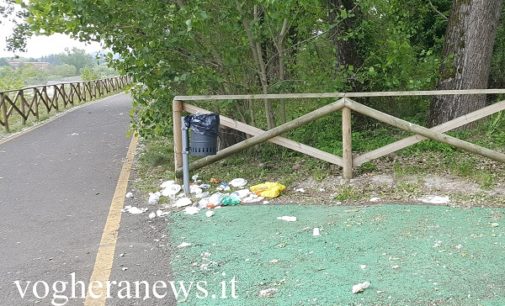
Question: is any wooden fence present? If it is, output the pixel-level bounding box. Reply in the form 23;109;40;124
172;89;505;179
0;76;131;132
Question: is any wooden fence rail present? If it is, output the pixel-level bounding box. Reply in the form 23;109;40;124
0;76;131;132
173;89;505;180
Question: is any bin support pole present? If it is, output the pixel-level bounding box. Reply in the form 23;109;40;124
342;106;353;181
173;100;183;177
181;117;191;195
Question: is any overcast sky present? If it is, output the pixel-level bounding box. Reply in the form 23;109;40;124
0;3;102;58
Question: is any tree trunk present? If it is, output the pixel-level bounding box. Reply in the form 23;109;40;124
327;0;363;90
429;0;503;127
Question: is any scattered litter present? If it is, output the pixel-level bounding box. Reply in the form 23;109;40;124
242;194;264;204
121;267;128;271
295;188;305;193
148;212;156;219
277;216;297;222
491;223;499;227
125;192;134;199
369;197;380;202
270;259;279;264
71;132;79;136
119;253;125;257
216;182;231;191
352;281;370;294
206;210;215;218
175;197;192;208
319;188;325;192
177;242;192;248
259;288;278;298
161;184;181;197
156;209;170;217
160;180;176;188
210;177;221;184
190;185;203;195
229;178;248;188
199;184;211;189
391;265;400;269
360;265;367;270
232;189;251;199
148;192;161;205
220;195;241;206
263;200;270;204
208;193;224;207
122;206;148;215
184;206;200;215
251;182;286;198
198;197;210;209
313;228;321;236
418;195;450;205
195;191;209;199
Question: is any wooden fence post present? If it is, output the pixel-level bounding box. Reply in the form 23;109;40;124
173;100;184;175
342;105;353;181
1;93;9;132
20;91;27;125
34;88;39;120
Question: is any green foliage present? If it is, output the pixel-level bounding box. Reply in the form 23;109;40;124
40;48;96;71
10;0;457;139
0;64;47;90
47;64;77;78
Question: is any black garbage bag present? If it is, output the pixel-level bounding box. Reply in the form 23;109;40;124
184;113;220;136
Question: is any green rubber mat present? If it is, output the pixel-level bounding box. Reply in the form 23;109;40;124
168;204;505;305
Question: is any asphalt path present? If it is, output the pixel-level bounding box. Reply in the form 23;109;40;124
0;93;174;305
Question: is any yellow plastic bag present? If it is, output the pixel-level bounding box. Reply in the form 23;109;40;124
250;182;286;198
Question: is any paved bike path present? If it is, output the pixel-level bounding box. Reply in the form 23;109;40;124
0;94;133;305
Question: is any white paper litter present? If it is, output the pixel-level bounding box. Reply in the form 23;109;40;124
232;189;252;199
313;228;320;236
161;184;181;197
192;174;201;183
160;180;176;188
295;188;305;193
242;194;264;203
156;209;170;217
198;197;210;209
195;191;209;199
122;205;148;215
177;242;192;248
190;185;203;195
184;206;200;215
277;216;297;222
148;212;156;219
148;192;161;205
229;178;248;188
208;193;224;206
352;281;370;294
259;288;278;298
206;210;215;218
418;195;450;204
369;197;380;202
175;197;192;208
125;192;134;199
360;265;367;270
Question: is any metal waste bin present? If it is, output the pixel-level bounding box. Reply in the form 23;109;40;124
184;113;220;157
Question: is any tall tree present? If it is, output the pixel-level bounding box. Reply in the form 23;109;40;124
429;0;503;126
